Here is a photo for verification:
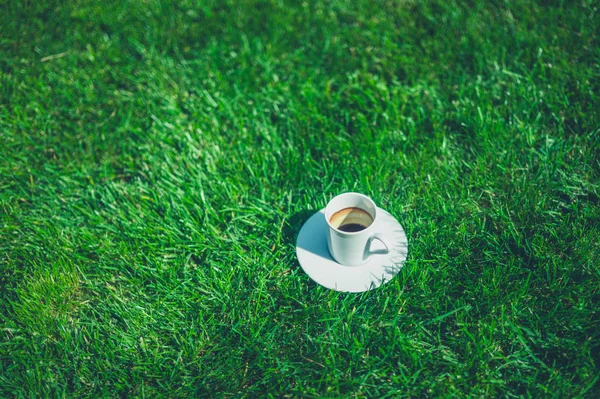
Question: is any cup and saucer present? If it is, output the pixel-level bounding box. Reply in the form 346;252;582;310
296;192;409;293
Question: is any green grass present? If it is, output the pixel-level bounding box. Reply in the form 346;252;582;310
1;0;599;397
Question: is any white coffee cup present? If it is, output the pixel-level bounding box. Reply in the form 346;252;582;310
325;192;390;266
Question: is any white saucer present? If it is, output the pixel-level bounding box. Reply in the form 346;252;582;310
296;207;409;293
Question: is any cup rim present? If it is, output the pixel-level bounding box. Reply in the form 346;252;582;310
325;192;378;235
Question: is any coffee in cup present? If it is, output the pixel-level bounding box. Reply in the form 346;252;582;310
329;207;374;232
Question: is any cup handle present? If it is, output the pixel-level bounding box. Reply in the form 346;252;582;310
365;232;390;258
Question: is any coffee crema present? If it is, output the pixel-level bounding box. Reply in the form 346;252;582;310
329;207;373;233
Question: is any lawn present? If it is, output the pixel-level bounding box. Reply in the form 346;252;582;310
1;0;599;397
